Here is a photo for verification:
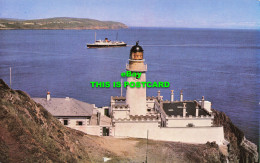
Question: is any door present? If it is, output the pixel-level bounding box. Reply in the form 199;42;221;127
102;127;110;136
104;108;109;117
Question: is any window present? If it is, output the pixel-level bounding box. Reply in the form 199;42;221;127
64;120;68;125
76;121;83;126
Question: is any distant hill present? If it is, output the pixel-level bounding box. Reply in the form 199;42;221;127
0;17;128;30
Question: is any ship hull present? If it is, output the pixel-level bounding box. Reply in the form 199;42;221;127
87;43;127;48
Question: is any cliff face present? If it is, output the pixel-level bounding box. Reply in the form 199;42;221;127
213;109;258;163
0;17;128;30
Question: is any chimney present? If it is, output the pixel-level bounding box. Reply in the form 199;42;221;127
196;102;199;117
97;112;101;125
180;90;183;102
171;90;174;102
201;96;205;109
47;92;51;101
157;90;161;100
183;103;186;117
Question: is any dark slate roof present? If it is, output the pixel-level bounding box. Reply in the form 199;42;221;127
163;101;210;117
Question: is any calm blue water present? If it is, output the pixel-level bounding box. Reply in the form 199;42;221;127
0;28;259;145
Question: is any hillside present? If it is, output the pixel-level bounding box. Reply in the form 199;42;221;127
0;79;258;162
0;17;128;30
0;79;119;162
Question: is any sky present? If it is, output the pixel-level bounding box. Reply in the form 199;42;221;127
0;0;259;29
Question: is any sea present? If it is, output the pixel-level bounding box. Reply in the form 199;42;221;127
0;28;259;146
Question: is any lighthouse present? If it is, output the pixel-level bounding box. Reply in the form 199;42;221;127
126;42;147;115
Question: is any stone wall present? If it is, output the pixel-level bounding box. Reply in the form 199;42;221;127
113;110;129;119
114;121;159;138
114;121;225;145
84;126;102;136
167;117;213;127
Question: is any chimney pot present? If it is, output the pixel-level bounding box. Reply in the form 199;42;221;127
171;90;174;102
183;103;186;117
196;102;199;117
201;96;205;109
157;90;161;100
180;90;183;102
47;92;51;101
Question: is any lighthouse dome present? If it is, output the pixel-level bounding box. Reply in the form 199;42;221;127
130;41;144;60
130;41;143;53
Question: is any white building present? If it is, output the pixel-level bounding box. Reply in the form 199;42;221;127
110;42;225;145
34;42;225;145
33;94;112;136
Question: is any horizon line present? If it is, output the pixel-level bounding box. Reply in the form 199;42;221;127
128;26;260;30
0;17;259;30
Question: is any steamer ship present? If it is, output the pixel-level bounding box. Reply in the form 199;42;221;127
87;32;127;48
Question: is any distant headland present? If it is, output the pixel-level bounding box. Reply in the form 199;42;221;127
0;17;128;30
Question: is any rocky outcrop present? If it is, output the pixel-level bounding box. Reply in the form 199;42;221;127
213;109;258;163
240;139;259;163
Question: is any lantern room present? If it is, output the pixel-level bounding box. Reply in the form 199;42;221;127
130;41;144;60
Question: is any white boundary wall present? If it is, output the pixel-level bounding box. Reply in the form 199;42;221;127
84;126;102;136
167;118;212;127
114;121;225;145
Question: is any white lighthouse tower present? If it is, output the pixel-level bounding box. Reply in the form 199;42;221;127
126;42;147;116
